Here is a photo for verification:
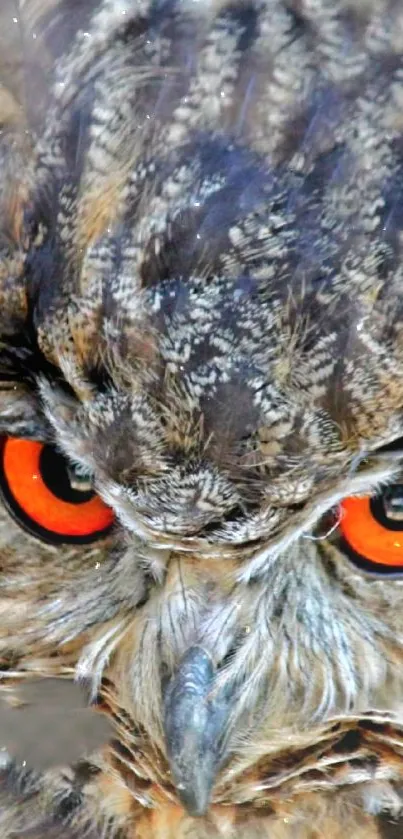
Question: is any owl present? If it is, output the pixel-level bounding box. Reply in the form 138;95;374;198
2;0;403;837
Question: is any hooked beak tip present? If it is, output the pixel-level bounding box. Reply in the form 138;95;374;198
176;780;213;817
163;646;231;817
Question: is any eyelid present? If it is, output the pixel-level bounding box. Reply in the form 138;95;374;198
0;387;52;442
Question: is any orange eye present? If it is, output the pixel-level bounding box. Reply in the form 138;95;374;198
340;488;403;573
0;438;114;544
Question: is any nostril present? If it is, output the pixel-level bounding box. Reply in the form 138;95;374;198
220;642;241;670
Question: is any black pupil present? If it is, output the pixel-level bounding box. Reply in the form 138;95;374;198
370;485;403;531
39;446;94;505
382;485;403;520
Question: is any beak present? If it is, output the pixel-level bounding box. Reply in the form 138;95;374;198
163;646;230;817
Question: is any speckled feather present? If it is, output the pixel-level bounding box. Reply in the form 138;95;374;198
2;0;403;836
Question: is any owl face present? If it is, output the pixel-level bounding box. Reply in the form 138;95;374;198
2;0;403;833
2;393;403;819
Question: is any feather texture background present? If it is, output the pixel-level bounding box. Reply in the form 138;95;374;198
1;0;403;836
